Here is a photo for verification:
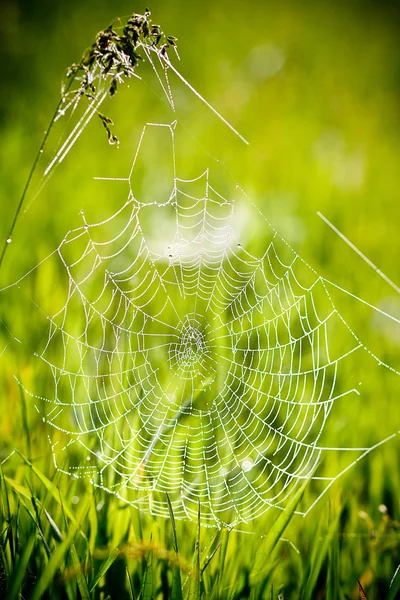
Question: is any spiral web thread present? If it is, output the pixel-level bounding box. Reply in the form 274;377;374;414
2;117;399;528
2;45;400;528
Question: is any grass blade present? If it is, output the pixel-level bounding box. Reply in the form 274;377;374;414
166;493;183;600
15;452;81;527
3;477;33;503
140;548;153;600
127;565;137;600
250;477;310;585
30;498;90;600
301;507;341;600
358;579;368;600
0;470;15;569
201;541;221;575
18;382;32;461
5;531;36;600
70;542;91;600
188;500;201;599
89;546;120;593
212;527;230;599
387;564;400;600
0;548;7;599
44;508;63;542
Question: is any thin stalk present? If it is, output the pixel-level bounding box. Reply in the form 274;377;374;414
0;78;73;271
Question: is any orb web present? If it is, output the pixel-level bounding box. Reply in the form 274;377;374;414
1;44;400;528
2;117;399;529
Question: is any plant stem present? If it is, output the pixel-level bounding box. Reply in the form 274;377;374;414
0;80;73;272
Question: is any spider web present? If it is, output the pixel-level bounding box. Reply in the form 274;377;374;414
1;47;400;529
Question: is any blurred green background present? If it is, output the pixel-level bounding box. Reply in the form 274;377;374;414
1;0;400;598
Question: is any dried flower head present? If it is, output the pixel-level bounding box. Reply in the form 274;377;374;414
61;8;178;144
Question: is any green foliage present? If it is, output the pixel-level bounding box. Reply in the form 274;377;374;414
1;460;400;598
250;477;309;587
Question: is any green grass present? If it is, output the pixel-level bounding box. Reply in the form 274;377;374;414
1;1;400;598
0;455;399;598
